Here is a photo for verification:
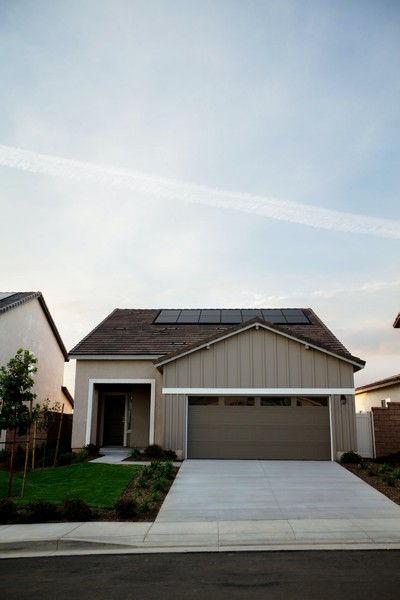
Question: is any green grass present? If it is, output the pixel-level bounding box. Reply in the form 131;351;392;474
0;463;141;508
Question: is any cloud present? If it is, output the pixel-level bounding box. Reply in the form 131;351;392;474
1;144;399;239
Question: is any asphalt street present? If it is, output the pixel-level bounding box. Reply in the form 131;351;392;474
1;551;399;600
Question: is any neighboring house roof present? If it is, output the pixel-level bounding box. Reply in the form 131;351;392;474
0;291;69;361
69;307;365;370
62;386;74;408
356;374;400;394
393;313;400;328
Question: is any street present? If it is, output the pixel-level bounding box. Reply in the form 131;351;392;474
1;550;399;600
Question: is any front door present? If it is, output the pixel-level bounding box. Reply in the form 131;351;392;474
103;394;126;445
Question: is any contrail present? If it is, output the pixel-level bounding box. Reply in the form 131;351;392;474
0;143;399;239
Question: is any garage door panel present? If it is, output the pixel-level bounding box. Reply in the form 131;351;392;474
188;404;330;460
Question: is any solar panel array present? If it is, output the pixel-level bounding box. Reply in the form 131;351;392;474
154;309;310;325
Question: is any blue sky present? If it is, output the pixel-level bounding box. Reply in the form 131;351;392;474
1;0;399;390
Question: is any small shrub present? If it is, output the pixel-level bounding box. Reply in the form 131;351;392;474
340;451;362;464
162;449;177;461
57;452;76;466
377;463;391;475
139;498;150;513
384;474;396;487
74;449;89;463
137;474;149;489
367;468;377;477
113;497;137;519
151;490;160;502
26;500;59;523
160;460;174;479
63;497;92;521
85;443;100;456
129;448;142;460
359;460;368;470
152;476;167;493
393;467;400;480
0;498;17;524
145;444;164;459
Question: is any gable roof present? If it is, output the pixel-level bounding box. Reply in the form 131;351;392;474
356;373;400;394
69;307;365;370
393;313;400;328
0;292;69;361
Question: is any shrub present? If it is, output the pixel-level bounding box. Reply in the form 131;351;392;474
57;452;76;466
113;497;137;519
367;467;377;477
151;490;160;502
63;497;92;521
137;474;149;489
85;443;100;456
384;474;396;487
129;448;142;460
377;463;391;474
152;476;167;493
145;444;164;459
340;451;362;464
26;500;59;523
359;460;368;470
138;498;150;513
162;449;177;461
393;467;400;480
160;460;174;479
0;498;17;524
74;449;89;463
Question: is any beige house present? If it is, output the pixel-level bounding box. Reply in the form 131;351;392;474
355;374;400;412
70;308;364;461
0;292;72;449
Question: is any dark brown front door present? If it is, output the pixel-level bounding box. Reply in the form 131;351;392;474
103;394;125;445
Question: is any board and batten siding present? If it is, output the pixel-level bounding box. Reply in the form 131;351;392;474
162;327;357;458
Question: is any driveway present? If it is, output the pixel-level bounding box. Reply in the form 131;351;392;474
156;459;400;522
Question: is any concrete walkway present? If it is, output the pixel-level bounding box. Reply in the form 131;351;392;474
1;460;400;557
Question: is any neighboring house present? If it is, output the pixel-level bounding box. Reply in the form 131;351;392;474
0;292;73;448
355;374;400;412
70;308;365;461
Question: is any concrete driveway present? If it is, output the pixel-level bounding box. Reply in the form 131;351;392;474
156;459;400;522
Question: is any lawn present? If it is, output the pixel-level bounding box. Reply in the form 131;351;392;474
0;463;141;508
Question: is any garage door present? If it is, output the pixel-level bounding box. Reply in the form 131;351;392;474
187;396;331;460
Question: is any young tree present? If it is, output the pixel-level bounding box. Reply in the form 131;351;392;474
0;349;37;497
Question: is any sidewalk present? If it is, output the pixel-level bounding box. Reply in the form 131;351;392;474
2;516;400;558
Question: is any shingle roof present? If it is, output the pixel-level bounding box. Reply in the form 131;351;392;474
0;292;69;361
69;308;365;369
355;373;400;394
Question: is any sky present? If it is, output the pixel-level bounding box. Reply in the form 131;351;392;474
0;0;399;393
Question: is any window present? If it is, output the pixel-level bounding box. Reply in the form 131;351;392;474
188;396;219;406
296;396;328;407
260;397;291;406
224;396;255;406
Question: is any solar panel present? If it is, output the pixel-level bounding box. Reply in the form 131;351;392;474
199;310;221;323
221;310;242;324
154;308;310;325
0;292;16;301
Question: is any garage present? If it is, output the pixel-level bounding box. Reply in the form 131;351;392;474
187;395;331;460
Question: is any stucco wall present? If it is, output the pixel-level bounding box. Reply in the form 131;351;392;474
71;359;163;449
355;384;400;412
0;298;69;411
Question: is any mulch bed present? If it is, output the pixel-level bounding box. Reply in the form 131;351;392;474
342;458;400;506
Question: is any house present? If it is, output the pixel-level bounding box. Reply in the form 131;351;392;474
355;374;400;412
0;292;73;448
69;308;365;461
393;313;400;328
